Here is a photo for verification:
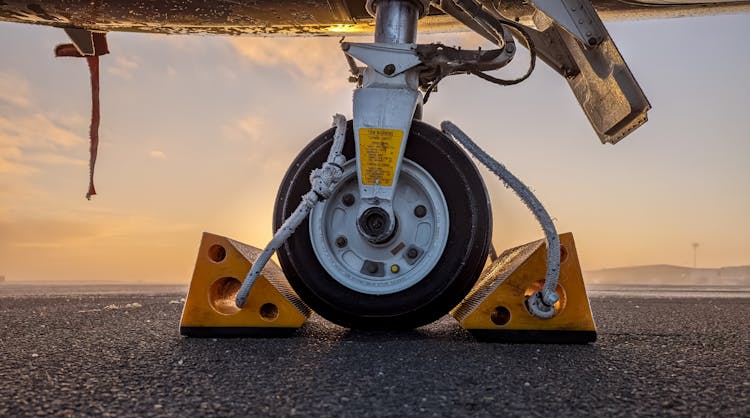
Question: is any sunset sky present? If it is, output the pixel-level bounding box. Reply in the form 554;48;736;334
0;14;748;283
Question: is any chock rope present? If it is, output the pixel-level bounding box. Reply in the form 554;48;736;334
441;121;560;318
235;114;348;308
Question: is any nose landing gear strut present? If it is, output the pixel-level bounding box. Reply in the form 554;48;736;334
271;0;498;329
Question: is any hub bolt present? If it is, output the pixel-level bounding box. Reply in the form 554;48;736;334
342;193;355;207
335;236;348;248
383;64;396;75
390;264;400;273
414;205;427;218
406;248;418;259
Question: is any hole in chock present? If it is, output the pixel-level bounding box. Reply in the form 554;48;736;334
490;306;511;326
259;303;279;321
208;244;227;263
524;281;567;316
208;277;242;315
560;245;569;264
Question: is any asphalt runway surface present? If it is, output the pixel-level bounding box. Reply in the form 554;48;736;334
0;285;747;417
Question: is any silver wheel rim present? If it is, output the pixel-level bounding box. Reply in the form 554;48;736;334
309;158;449;295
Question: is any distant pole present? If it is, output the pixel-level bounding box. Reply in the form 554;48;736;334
692;243;699;268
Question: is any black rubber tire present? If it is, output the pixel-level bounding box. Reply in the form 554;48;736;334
274;120;491;329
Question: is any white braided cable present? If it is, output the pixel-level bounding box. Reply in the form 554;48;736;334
235;114;348;308
441;121;560;318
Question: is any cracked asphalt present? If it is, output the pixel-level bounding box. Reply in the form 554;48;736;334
0;285;747;417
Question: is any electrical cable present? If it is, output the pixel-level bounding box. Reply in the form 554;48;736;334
423;0;538;103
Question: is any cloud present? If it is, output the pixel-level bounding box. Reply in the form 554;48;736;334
232;115;267;142
24;153;87;166
0;72;86;176
0;217;101;249
0;178;48;213
0;207;202;282
222;114;300;173
0;71;32;108
0;114;85;175
0;158;37;175
0;211;197;251
107;55;140;79
0;114;83;149
148;150;166;159
227;37;349;91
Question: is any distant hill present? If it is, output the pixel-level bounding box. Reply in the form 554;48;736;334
585;265;750;286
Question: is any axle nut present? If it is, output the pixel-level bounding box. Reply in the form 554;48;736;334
358;207;391;241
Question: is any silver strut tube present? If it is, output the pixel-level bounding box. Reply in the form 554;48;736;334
374;0;419;44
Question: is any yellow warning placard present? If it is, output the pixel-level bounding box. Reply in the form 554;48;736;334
358;128;404;187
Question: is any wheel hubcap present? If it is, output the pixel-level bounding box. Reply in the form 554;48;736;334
309;159;449;295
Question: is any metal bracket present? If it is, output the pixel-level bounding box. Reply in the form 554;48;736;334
529;0;607;47
366;0;432;17
342;42;422;78
487;0;650;143
414;42;515;82
540;11;651;144
345;41;423;209
509;23;580;78
61;28;109;57
352;78;422;238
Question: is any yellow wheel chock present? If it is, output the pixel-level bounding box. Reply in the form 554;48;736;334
179;233;311;337
181;232;596;343
451;233;597;343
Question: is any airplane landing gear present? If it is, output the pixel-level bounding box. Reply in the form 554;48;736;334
236;0;524;328
267;0;515;328
273;121;491;329
224;0;617;333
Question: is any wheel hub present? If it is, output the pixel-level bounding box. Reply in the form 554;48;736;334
357;206;393;243
309;158;449;295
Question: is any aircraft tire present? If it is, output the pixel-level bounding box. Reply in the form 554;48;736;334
273;120;491;329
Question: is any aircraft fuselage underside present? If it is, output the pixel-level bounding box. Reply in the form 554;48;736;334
1;0;748;35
